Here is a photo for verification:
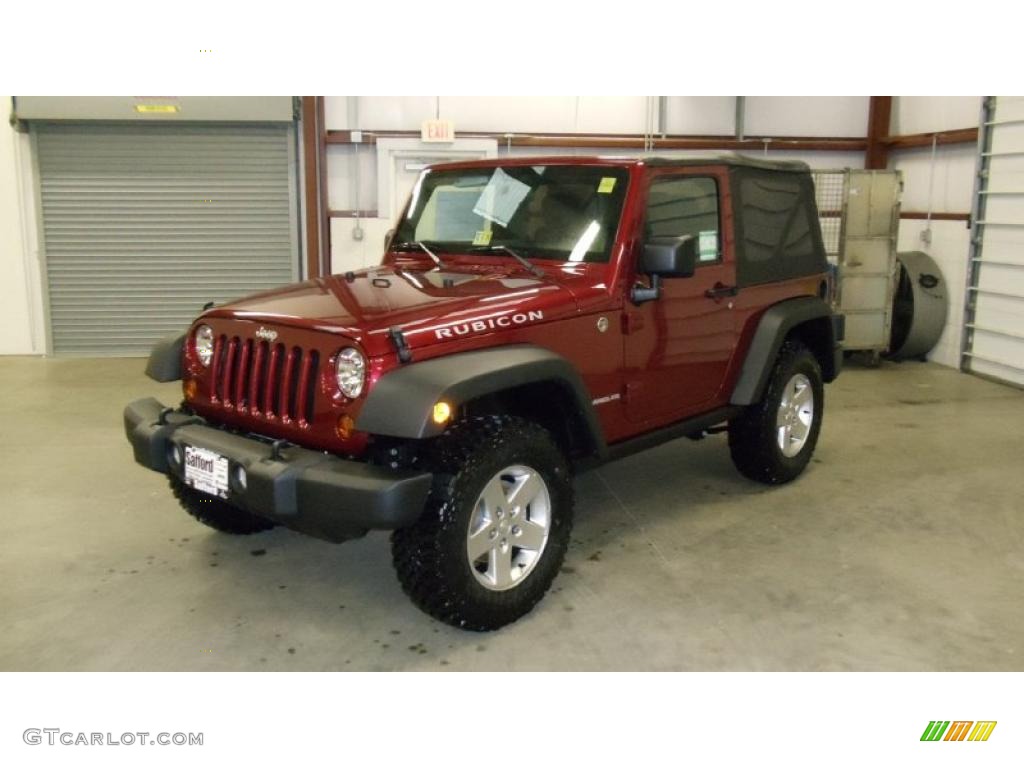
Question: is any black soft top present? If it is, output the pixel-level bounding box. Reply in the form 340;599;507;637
642;154;811;173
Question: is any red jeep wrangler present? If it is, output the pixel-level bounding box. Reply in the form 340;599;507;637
125;155;843;630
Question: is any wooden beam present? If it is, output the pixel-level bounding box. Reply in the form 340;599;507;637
325;129;866;153
300;96;322;280
882;127;978;150
899;211;971;223
865;96;893;169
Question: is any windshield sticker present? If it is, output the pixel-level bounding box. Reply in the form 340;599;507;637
472;168;531;227
597;177;617;194
472;230;493;246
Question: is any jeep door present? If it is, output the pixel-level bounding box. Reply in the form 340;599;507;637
623;168;740;424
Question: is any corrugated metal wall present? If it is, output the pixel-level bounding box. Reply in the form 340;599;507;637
963;97;1024;387
34;123;298;356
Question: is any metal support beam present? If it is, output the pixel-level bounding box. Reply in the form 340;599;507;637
865;96;893;169
883;127;978;150
316;96;329;275
300;96;324;280
324;129;866;152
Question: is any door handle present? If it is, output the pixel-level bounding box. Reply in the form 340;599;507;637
705;282;738;300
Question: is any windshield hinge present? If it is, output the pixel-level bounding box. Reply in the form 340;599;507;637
389;326;412;364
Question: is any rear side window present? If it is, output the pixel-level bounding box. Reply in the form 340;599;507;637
644;177;720;263
733;170;824;286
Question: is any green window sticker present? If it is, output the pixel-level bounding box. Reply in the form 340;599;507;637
698;230;719;261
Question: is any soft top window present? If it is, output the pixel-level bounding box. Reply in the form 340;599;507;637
733;169;825;286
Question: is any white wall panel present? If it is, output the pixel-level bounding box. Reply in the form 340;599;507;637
990;121;1024;155
0;102;41;355
576;96;650;134
360;96;438;131
986;151;1024;194
664;97;736;135
745;97;870;138
896;220;971;368
890;144;976;212
993;96;1024;122
329;217;392;274
325;144;377;211
892;96;982;135
439;96;578;133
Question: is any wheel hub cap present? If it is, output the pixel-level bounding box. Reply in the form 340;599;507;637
467;465;551;591
776;373;814;458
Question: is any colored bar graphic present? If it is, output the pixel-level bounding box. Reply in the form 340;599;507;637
921;721;950;741
944;721;973;741
967;721;997;742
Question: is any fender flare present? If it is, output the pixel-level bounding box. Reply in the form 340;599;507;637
730;296;839;405
145;332;185;382
355;344;607;452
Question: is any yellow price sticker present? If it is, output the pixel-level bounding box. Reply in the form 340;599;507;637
134;104;180;114
472;230;493;246
597;177;617;194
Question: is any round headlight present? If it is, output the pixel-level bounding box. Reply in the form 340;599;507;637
335;347;366;399
195;325;214;367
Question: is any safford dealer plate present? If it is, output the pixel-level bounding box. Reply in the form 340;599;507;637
183;445;229;499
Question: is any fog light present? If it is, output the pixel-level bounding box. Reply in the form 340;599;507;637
184;378;198;400
432;401;452;425
234;465;247;492
169;443;183;467
336;414;355;440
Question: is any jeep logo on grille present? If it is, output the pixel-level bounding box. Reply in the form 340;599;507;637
255;327;278;342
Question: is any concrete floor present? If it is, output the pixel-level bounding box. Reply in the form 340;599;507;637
0;356;1021;671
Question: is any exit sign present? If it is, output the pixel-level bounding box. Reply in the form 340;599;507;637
421;119;455;143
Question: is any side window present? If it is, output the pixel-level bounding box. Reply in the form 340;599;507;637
644;176;720;263
734;171;824;286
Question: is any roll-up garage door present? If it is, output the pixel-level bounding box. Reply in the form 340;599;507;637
963;96;1024;386
34;122;298;356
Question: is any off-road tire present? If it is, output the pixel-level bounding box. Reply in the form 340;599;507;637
728;340;824;485
391;415;573;631
169;476;276;534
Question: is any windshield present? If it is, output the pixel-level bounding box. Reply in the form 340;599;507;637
393;165;629;264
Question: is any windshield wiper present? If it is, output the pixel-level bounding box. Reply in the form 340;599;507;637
392;240;444;269
468;244;544;278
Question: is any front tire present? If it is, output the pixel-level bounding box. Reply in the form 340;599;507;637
728;340;824;484
391;415;573;631
169;476;276;534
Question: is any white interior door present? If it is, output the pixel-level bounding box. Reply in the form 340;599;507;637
376;138;498;221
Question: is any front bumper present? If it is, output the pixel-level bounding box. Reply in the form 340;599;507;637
124;398;432;542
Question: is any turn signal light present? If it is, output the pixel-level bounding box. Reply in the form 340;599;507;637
184;379;198;400
432;401;452;425
336;414;355;440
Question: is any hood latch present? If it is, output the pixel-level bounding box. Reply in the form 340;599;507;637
389;326;412;364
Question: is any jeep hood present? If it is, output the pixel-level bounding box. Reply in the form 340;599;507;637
204;261;592;358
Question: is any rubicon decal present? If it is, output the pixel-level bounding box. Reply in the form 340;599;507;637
920;721;997;742
435;310;544;340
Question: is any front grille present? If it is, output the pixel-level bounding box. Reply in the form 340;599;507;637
209;334;320;426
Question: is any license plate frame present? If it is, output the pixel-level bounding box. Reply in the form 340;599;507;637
183;445;230;500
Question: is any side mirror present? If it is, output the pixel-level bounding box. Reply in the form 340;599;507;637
632;236;698;304
641;235;698;278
